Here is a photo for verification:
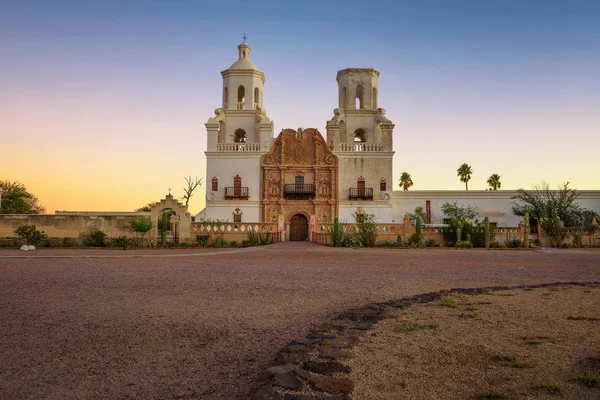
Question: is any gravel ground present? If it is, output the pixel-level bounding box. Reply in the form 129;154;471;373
349;285;600;399
1;245;599;399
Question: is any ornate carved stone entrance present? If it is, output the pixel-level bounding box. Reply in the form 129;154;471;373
289;214;309;241
260;128;338;229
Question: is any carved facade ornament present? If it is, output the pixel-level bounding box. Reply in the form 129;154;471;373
318;176;330;199
267;176;280;198
260;128;338;223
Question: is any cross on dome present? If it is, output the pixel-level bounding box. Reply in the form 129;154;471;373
242;34;248;43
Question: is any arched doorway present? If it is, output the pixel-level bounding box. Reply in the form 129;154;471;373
290;214;309;241
157;208;178;245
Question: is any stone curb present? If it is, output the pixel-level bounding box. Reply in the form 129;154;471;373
248;281;599;400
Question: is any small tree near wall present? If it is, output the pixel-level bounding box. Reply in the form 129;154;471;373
128;218;153;247
14;225;47;246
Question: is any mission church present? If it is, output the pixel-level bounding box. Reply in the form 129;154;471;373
198;40;600;241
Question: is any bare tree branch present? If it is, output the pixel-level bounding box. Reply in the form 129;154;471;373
182;176;203;208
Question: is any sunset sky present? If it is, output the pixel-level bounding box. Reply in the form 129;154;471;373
1;0;599;214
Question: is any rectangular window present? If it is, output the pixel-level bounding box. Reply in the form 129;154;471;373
295;176;304;185
380;181;386;191
443;218;451;225
212;181;218;191
233;214;242;223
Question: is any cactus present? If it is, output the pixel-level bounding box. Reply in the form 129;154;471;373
554;216;563;246
523;206;530;248
416;217;422;240
466;233;471;243
484;217;490;249
456;222;462;244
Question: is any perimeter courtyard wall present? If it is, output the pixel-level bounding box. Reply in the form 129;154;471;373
0;212;147;239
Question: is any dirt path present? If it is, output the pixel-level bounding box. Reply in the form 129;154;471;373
349;285;600;399
1;246;599;399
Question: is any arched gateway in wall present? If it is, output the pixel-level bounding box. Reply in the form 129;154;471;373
149;194;191;243
260;128;338;239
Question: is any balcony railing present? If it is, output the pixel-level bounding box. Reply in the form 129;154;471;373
236;102;245;110
348;187;373;200
217;142;261;152
224;187;249;200
339;143;384;152
284;184;315;200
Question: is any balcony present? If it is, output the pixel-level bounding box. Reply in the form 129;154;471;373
217;142;261;152
348;187;373;200
284;184;315;200
236;102;245;110
224;187;249;200
339;143;384;152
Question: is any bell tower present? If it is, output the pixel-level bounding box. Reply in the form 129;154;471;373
202;40;275;223
326;68;395;222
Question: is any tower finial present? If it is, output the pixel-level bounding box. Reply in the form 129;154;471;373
242;33;248;43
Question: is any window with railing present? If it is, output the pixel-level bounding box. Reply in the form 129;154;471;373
348;187;373;200
284;183;315;200
224;186;249;199
225;175;249;199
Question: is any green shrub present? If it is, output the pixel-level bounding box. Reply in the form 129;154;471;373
14;225;48;246
407;232;423;247
442;219;493;248
379;240;397;248
425;238;437;247
457;240;473;248
111;236;129;249
573;232;583;248
62;237;76;247
342;235;361;247
507;239;522;248
215;238;229;247
196;234;209;247
354;213;378;247
178;241;192;248
85;229;107;247
229;240;239;247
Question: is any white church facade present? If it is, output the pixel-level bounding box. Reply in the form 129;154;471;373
199;41;600;240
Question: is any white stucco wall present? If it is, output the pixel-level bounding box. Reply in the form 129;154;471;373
202;201;260;222
205;153;262;201
392;190;600;226
337;153;393;203
339;202;394;223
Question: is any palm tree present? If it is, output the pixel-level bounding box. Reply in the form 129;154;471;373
399;172;414;191
457;163;472;190
487;174;501;190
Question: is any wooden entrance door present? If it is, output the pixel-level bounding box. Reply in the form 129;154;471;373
290;214;309;241
234;179;241;197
